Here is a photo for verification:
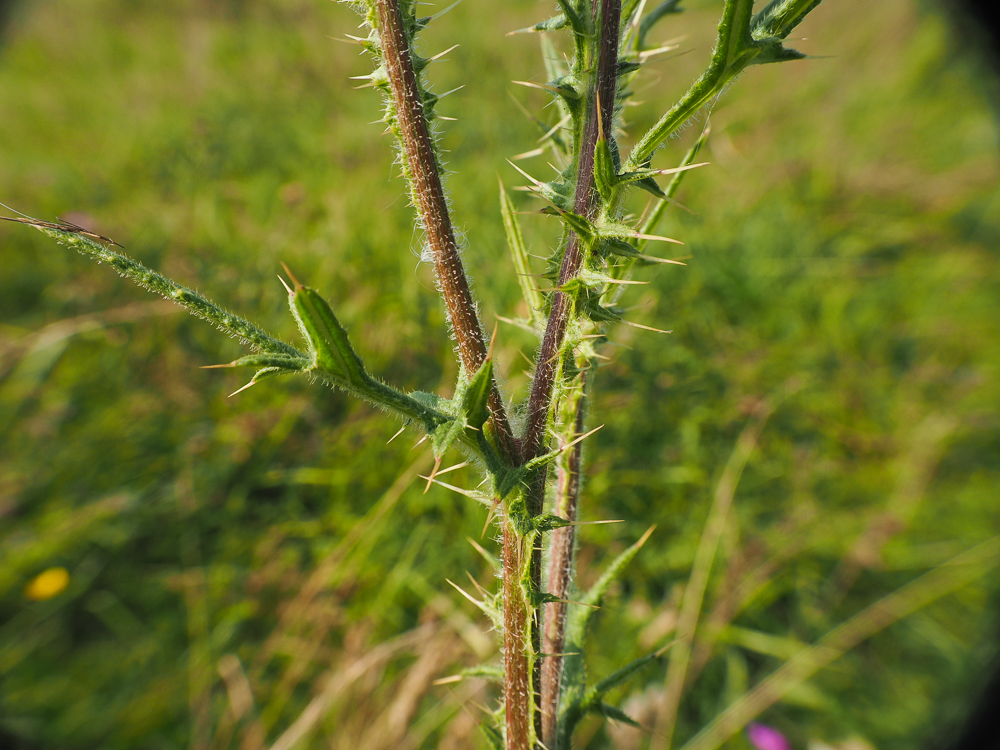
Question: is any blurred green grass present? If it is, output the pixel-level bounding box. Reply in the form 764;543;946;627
0;0;998;749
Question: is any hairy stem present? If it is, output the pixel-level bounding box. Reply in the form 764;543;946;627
521;1;620;742
23;225;301;358
503;519;532;750
374;0;518;464
522;0;621;462
625;0;821;172
540;373;588;749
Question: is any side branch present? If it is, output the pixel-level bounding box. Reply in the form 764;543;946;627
17;223;301;359
374;0;518;463
625;0;821;171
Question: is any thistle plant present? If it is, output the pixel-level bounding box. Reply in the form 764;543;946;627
3;0;827;747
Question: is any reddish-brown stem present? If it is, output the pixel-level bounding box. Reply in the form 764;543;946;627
374;2;620;747
516;2;619;745
503;520;531;750
540;375;588;749
374;0;518;465
522;0;621;462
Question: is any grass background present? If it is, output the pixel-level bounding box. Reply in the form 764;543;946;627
1;0;999;748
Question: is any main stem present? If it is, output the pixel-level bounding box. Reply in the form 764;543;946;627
503;520;532;750
522;1;621;746
374;0;519;465
522;0;620;461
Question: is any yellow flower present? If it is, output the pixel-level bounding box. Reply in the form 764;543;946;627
24;567;70;601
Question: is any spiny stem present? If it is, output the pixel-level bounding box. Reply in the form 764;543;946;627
373;0;519;465
540;372;588;749
625;0;820;172
24;224;301;359
522;0;621;463
502;519;532;750
520;3;621;743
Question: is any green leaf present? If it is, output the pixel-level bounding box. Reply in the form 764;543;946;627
528;14;570;32
621;171;666;198
460;356;494;431
604;237;644;258
409;390;448;412
561;640;667;741
748;39;807;66
540;176;577;211
500;180;545;322
750;0;823;39
24;222;301;358
553;0;587;35
558;528;657;746
548;74;586;121
589;701;641;727
593;128;618;202
496;464;528;500
508;160;575;210
560;278;622;324
432;415;467;459
588;651;662;701
461;664;504;683
565;527;655;650
224;353;310;372
543;207;595;244
282;269;453;432
288;278;368;389
480;723;504;750
594;219;645;241
616;58;642;76
533;514;573;533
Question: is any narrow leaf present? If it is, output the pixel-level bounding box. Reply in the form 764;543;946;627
567;526;656;644
589;702;642;727
553;208;596;244
593;97;619;202
202;353;309;373
750;0;823;40
461;664;505;683
748;40;807;66
15;221;302;358
500;179;545;320
432;415;468;459
588;650;663;703
461;356;494;430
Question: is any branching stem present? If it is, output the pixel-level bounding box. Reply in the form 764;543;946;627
374;0;519;465
12;1;833;748
521;3;620;743
625;0;821;172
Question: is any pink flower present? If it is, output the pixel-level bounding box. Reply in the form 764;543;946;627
746;722;792;750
